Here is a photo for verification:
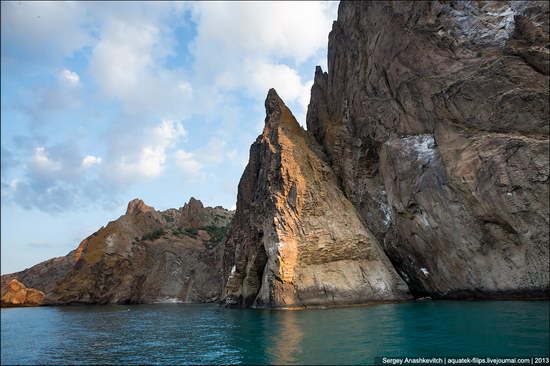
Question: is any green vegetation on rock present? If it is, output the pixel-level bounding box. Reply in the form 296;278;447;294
140;228;165;241
163;215;175;223
202;225;229;249
184;228;198;237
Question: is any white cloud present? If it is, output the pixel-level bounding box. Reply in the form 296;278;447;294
2;1;339;213
153;119;187;142
90;22;157;99
105;119;186;185
226;149;238;161
246;61;314;125
196;137;226;164
33;147;62;173
88;9;193;116
28;144;95;184
188;2;337;71
116;147;166;179
178;81;193;96
186;1;337;126
1;1;93;62
174;150;203;177
173;137;238;180
82;155;102;168
61;69;80;85
15;67;84;125
0;139;117;212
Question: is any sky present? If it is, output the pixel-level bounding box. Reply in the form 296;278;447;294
0;1;339;274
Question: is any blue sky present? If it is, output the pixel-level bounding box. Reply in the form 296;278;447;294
1;1;339;274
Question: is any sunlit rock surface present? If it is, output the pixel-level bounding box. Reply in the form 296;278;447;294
1;279;45;307
1;198;233;306
222;89;411;308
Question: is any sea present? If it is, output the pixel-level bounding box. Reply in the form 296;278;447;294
1;301;549;365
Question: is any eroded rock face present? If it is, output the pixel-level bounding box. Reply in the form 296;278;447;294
222;89;411;308
1;198;233;306
1;279;45;307
307;1;549;298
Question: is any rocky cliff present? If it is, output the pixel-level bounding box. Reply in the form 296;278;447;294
222;0;548;307
306;1;549;298
3;1;547;309
222;89;411;308
1;198;233;306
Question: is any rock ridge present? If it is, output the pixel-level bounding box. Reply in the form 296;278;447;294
1;197;234;306
222;89;411;308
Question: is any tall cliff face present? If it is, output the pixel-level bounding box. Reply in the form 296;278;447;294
307;1;549;298
222;89;411;308
1;198;233;306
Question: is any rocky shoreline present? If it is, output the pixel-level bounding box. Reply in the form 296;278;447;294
2;1;548;309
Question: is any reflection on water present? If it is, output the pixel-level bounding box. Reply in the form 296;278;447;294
267;310;304;364
2;301;549;365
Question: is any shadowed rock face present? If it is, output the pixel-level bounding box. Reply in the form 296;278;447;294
1;198;233;306
307;1;549;298
222;89;411;308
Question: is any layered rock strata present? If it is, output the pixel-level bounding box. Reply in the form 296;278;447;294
1;198;233;306
306;1;549;298
222;89;411;308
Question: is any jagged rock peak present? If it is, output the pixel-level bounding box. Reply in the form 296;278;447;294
264;88;302;133
126;198;155;215
222;86;411;309
184;197;204;209
265;88;284;118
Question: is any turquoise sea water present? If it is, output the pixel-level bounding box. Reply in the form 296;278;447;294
1;301;549;365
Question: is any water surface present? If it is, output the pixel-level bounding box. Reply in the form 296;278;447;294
2;301;548;365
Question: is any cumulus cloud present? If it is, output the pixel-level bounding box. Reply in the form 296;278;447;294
88;6;193;116
32;147;62;175
186;1;338;125
2;1;339;213
61;69;79;85
0;117;188;212
173;137;238;180
0;1;93;67
188;2;336;71
5;119;187;204
12;68;84;126
154;119;187;141
246;61;314;123
103;119;186;187
2;176;115;213
1;140;112;212
174;150;203;178
118;147;166;179
82;155;102;168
